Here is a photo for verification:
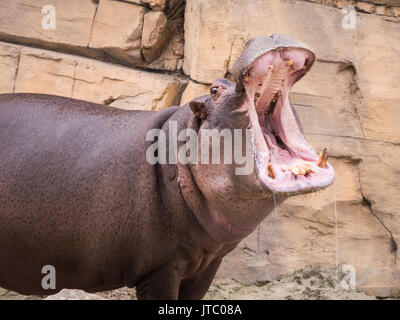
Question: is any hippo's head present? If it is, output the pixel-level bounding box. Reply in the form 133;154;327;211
183;34;335;242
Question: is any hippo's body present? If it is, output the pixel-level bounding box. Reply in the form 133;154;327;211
0;35;334;299
0;93;238;299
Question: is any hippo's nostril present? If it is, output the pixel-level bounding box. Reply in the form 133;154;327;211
317;148;329;168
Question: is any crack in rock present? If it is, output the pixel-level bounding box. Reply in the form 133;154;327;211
357;164;398;264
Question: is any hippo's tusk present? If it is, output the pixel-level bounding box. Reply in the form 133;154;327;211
317;148;329;168
285;59;293;66
268;163;275;179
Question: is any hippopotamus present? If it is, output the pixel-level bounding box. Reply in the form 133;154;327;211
0;34;334;299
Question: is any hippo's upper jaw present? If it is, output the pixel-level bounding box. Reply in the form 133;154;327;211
234;35;335;196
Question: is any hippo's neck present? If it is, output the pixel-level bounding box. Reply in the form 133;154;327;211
166;106;285;244
177;160;284;243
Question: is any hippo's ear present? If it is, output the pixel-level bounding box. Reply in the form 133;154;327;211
189;99;207;120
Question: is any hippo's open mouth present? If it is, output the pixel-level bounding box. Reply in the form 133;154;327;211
240;43;334;195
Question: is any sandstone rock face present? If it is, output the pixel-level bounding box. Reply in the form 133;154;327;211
72;57;186;110
141;0;185;70
119;0;142;4
15;47;77;97
143;0;167;11
142;11;168;63
0;42;186;110
0;0;185;71
360;0;400;5
0;43;20;93
0;0;97;49
308;0;400;14
184;0;400;296
89;0;146;64
356;2;377;13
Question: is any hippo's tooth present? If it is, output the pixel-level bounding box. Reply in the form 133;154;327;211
280;165;288;171
298;168;307;175
298;162;315;174
289;167;299;176
296;163;311;171
317;148;329;168
285;59;293;66
268;65;274;71
306;168;316;174
268;163;275;179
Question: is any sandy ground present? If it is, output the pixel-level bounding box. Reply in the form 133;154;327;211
204;266;375;300
0;266;380;300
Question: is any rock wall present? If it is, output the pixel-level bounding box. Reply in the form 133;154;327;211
0;0;187;108
0;0;399;296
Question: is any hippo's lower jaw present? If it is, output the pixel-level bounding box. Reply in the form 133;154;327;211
242;46;335;196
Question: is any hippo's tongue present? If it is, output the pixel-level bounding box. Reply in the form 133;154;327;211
235;36;334;195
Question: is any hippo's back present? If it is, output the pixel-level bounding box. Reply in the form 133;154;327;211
0;93;177;294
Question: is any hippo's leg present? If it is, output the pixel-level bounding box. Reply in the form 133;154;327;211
136;260;187;300
178;257;222;300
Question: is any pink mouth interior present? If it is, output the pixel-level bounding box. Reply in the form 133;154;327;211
245;47;334;195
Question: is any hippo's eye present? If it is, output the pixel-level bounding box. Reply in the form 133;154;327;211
210;87;218;95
